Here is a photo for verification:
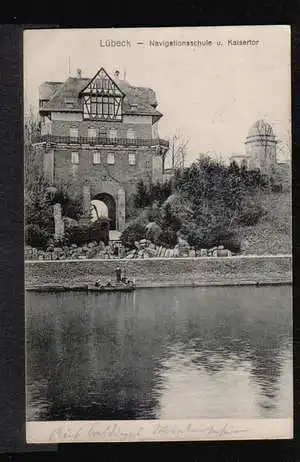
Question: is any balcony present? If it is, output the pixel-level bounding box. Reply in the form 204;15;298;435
34;134;169;150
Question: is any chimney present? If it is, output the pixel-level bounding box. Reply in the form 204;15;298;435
76;68;82;78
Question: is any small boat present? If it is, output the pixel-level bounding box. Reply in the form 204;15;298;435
88;280;136;292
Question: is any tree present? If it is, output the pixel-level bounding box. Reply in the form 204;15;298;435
174;155;268;249
24;108;43;192
165;129;190;170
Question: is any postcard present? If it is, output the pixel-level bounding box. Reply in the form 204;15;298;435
24;25;292;443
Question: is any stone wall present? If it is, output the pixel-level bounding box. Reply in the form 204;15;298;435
25;255;292;288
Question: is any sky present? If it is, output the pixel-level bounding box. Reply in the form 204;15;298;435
24;26;291;165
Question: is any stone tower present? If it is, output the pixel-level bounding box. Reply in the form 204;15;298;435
245;120;277;174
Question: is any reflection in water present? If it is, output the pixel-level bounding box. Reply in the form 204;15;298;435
26;286;292;421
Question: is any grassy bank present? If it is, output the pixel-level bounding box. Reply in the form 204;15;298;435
237;192;292;255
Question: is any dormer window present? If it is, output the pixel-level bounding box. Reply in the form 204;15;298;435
131;104;138;111
65;97;77;109
81;68;124;121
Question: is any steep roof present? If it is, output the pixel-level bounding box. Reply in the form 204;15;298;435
39;81;63;101
40;70;163;122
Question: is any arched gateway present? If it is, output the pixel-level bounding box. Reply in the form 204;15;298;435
92;192;116;230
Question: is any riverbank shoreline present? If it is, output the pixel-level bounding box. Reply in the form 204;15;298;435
25;255;292;290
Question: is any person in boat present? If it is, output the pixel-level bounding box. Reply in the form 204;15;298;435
115;266;122;283
121;275;128;284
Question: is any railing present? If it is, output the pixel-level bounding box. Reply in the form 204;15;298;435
34;134;170;149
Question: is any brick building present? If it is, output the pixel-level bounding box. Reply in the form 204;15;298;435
35;67;169;231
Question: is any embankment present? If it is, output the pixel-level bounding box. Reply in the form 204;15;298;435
25;255;292;289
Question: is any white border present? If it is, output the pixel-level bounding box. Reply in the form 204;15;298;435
26;418;293;443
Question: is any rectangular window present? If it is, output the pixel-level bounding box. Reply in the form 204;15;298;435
93;152;101;164
71;152;79;164
102;97;109;115
127;128;135;139
108;129;117;139
88;128;97;138
109;101;114;116
129;153;136;165
107;152;115;165
69;127;78;138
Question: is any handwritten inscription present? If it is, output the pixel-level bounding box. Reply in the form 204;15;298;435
48;421;248;443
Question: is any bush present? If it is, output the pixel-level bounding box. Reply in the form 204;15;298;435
65;218;110;247
157;227;178;248
182;222;241;252
133;178;173;209
120;218;147;249
25;224;51;250
89;218;110;245
49;188;83;221
237;198;265;226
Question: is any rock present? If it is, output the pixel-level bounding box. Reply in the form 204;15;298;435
173;248;179;257
160;247;166;257
63;217;78;228
213;249;232;257
71;244;78;249
178;236;190;248
189;249;196;257
54;247;62;252
146;248;157;257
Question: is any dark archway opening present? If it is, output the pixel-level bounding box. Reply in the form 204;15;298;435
92;193;116;230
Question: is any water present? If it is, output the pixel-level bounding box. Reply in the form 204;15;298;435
25;286;293;421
